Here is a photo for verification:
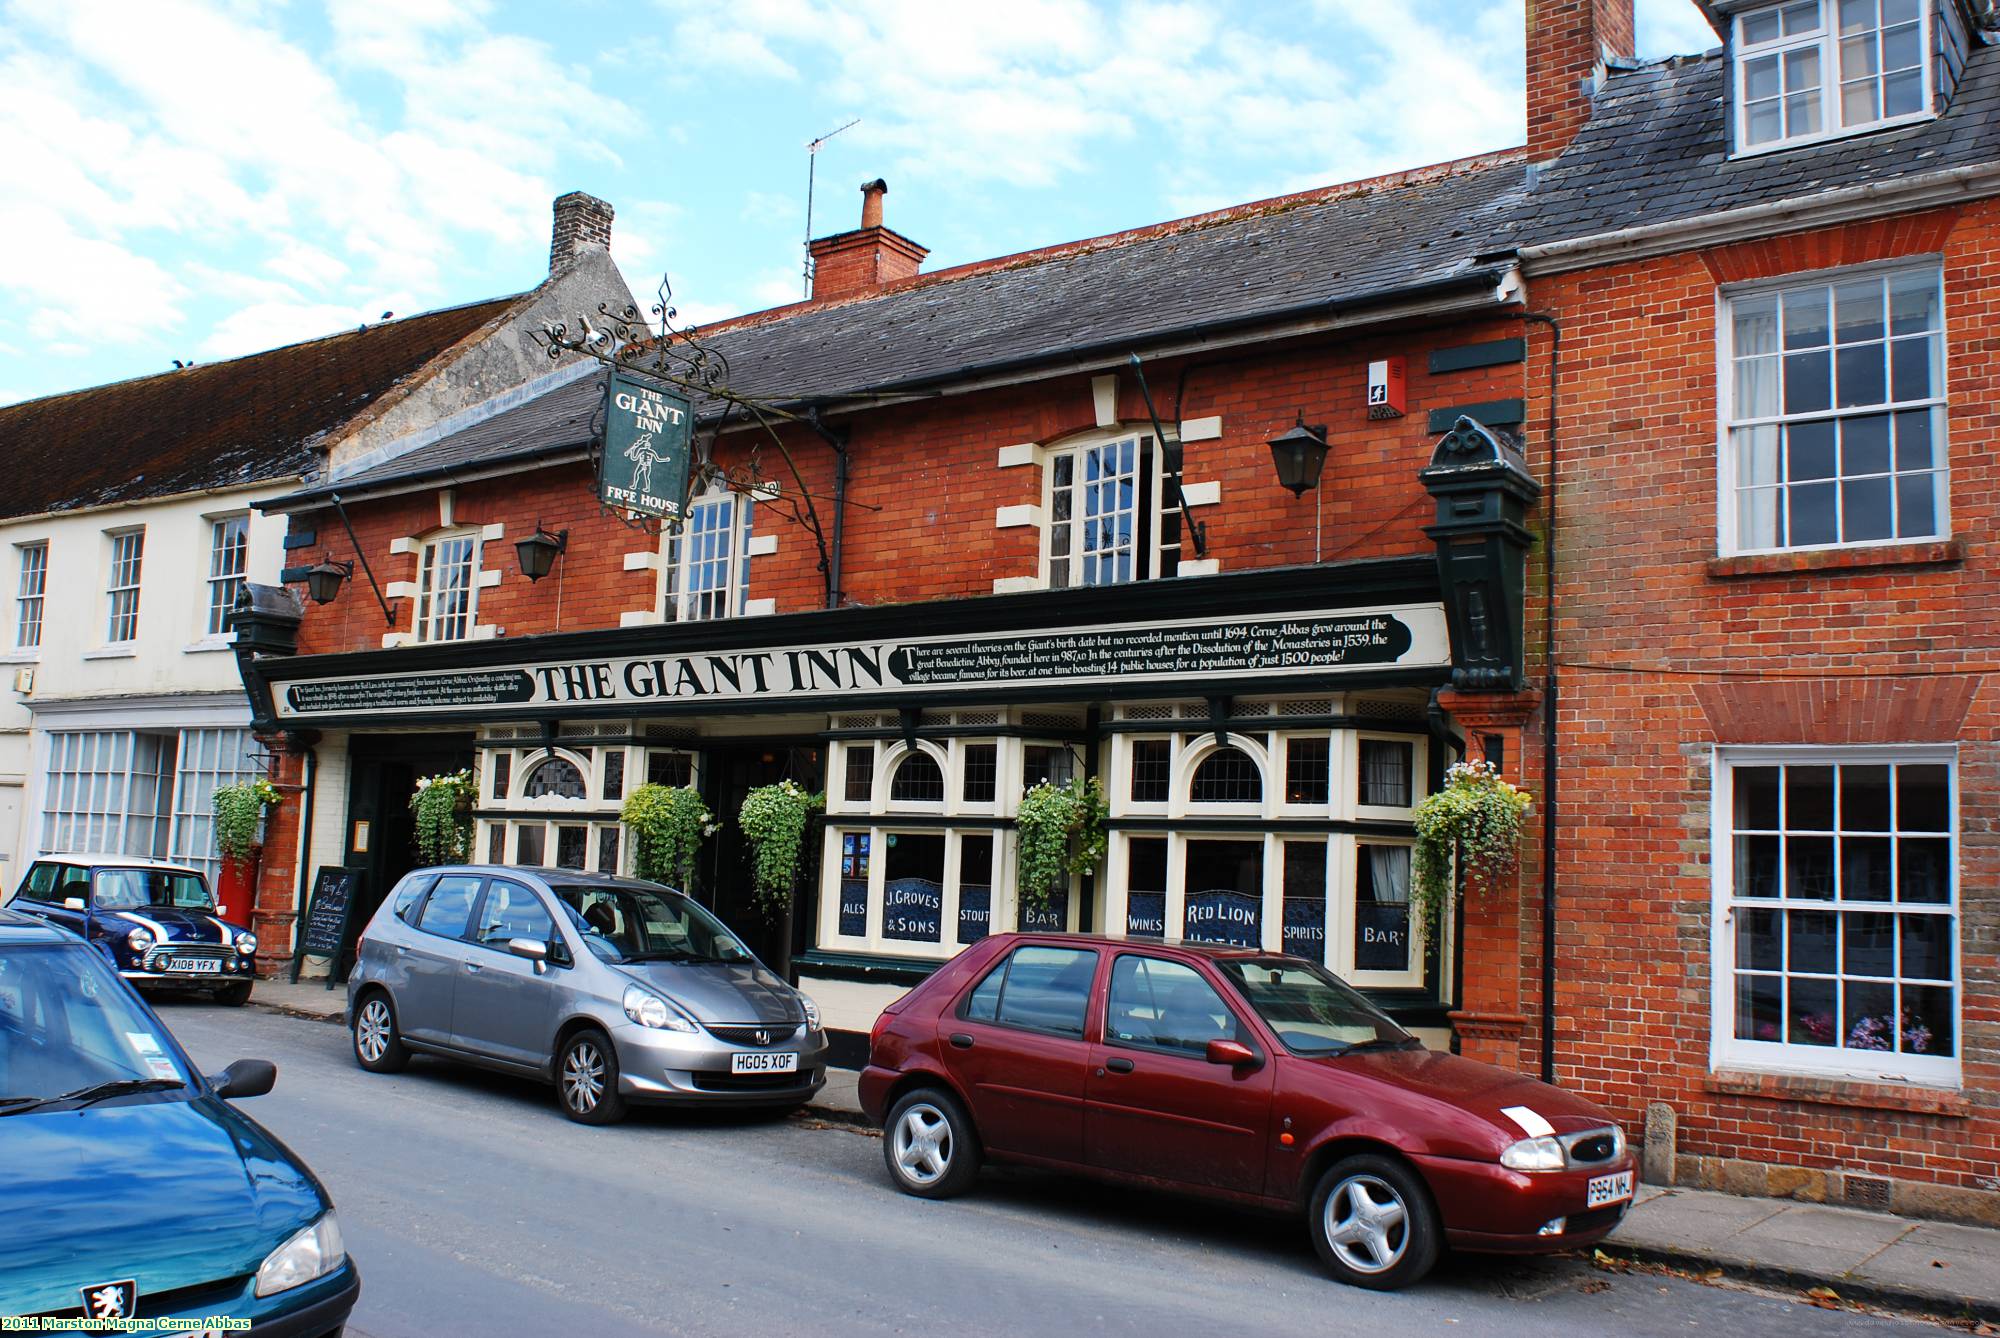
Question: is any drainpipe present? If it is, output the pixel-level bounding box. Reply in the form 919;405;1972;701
1525;311;1562;1086
287;741;318;983
829;437;849;609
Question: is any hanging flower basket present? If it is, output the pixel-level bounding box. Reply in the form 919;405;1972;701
1411;759;1532;937
212;778;283;860
738;780;825;918
1015;775;1108;910
410;769;477;867
622;783;718;889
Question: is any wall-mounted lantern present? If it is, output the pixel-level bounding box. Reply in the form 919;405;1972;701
304;558;353;606
515;526;569;582
1267;414;1330;496
1419;415;1542;693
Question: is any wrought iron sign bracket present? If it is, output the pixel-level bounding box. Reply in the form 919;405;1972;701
1130;353;1209;561
329;494;399;627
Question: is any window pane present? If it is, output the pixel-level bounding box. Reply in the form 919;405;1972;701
418;875;480;937
1738;908;1784;970
1736;834;1782;897
1897;765;1950;830
1835;343;1885;407
1843;910;1895;975
1788;766;1836;827
889;751;944;803
1736;972;1783;1042
1843;980;1896;1050
838;832;870;937
962;744;997;804
1284;736;1331;805
1105;956;1237;1056
1841;415;1891;476
1841;835;1892;899
1897;838;1951;903
1126;836;1168;939
1788;976;1837;1046
1189;747;1262;804
958;833;993;945
1841;476;1893;541
1182;839;1263;947
597;826;621;875
843;744;873;803
555;825;587;871
515;825;545;865
1787;420;1836;479
1736;766;1782;828
1900;913;1951;980
1280;839;1326;963
882;832;944;943
1889;335;1935;402
1788;836;1836;898
993;946;1096;1037
1358;739;1413;807
1129;739;1171;804
523;758;586;799
1355;845;1413;972
1901;984;1953;1055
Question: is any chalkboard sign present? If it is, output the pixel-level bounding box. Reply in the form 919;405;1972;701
291;867;363;988
1184;888;1261;947
882;877;943;943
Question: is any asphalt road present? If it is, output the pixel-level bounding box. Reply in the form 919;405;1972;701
156;999;1927;1338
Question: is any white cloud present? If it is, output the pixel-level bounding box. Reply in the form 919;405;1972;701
1636;0;1721;58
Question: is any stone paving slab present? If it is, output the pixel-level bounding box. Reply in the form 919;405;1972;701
1852;1220;2000;1314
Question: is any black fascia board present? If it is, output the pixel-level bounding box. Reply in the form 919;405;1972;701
253;557;1445;721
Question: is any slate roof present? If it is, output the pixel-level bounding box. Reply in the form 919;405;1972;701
1512;40;2000;247
0;297;518;521
271;156;1530;506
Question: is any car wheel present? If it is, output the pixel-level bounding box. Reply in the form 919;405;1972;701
882;1088;980;1199
351;992;411;1074
557;1030;627;1125
1308;1153;1441;1290
214;981;253;1007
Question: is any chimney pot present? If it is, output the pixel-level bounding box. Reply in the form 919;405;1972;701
860;178;888;229
550;191;615;275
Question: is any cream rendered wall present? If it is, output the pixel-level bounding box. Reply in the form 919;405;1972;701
0;480;293;873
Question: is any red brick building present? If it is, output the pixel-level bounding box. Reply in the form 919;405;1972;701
228;0;1998;1223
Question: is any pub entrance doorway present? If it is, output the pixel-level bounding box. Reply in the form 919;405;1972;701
700;740;823;978
343;733;476;938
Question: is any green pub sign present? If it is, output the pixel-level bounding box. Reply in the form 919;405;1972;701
600;370;694;521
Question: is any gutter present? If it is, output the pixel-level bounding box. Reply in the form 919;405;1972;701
1519;162;2000;275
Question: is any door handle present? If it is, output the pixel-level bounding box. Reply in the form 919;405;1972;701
949;1033;974;1049
1105;1056;1136;1074
464;961;482;973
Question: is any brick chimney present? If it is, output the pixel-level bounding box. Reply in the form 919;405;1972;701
550;191;614;274
808;179;928;301
1526;0;1635;163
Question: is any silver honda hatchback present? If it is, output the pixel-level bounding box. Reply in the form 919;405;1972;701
345;866;827;1123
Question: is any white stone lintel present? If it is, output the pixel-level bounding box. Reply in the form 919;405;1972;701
997;443;1037;468
995;504;1042;530
1181;415;1222;442
1180;480;1222;507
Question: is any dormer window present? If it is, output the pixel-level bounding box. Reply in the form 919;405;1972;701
1734;0;1930;154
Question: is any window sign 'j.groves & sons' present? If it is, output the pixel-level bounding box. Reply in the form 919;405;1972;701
600;370;694;521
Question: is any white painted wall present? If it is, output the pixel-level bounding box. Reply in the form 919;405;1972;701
0;480;292;872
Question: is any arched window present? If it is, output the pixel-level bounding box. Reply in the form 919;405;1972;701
522;757;587;800
889;750;945;802
1190;747;1262;804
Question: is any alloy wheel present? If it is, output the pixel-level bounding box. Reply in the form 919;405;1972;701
1322;1173;1409;1274
892;1101;952;1186
563;1041;606;1114
356;1000;391;1063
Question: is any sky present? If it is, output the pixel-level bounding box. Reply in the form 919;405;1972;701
0;0;1720;407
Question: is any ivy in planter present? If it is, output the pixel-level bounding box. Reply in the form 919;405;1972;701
622;783;718;889
411;769;478;867
1015;775;1108;910
212;778;283;860
1411;758;1532;938
738;780;825;917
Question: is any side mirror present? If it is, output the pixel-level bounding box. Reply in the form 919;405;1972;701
63;897;86;910
1205;1038;1260;1069
212;1058;277;1099
507;937;550;965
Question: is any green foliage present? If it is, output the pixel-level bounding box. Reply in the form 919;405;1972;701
410;769;477;867
211;778;282;860
1014;775;1108;909
622;783;718;889
1412;759;1533;937
738;780;824;916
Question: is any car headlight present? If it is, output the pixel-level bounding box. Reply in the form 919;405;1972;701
622;984;696;1032
254;1211;345;1297
799;993;821;1032
1500;1135;1568;1171
235;931;258;955
1607;1125;1627;1160
126;927;154;955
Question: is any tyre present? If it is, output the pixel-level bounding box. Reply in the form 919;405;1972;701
214;981;253;1007
351;991;411;1074
556;1029;627;1125
882;1087;981;1199
1307;1153;1441;1290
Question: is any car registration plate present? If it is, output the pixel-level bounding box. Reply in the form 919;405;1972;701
166;956;222;974
1587;1170;1634;1208
730;1051;798;1075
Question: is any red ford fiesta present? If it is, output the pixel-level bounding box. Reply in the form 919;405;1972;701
859;934;1636;1289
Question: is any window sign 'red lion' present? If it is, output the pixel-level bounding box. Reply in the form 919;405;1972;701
600;370;694;521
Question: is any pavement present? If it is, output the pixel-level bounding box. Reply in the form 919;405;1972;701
243;980;2000;1326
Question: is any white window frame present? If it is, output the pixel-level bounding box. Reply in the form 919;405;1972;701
166;727;262;882
414;528;482;643
1040;427;1166;589
205;513;249;639
15;540;47;651
104;528;144;645
663;484;752;622
820;823;1044;959
1709;745;1960;1087
1731;0;1933;157
1717;260;1949;557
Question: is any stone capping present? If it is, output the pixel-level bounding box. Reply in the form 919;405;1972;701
1705;1069;1971;1118
1706;535;1966;579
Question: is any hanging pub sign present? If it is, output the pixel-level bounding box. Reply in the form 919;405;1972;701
270;603;1451;722
599;369;694;521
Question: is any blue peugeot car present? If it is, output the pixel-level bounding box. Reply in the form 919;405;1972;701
0;908;359;1331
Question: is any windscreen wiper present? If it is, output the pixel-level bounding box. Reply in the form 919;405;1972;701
1336;1037;1423;1056
0;1077;183;1117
